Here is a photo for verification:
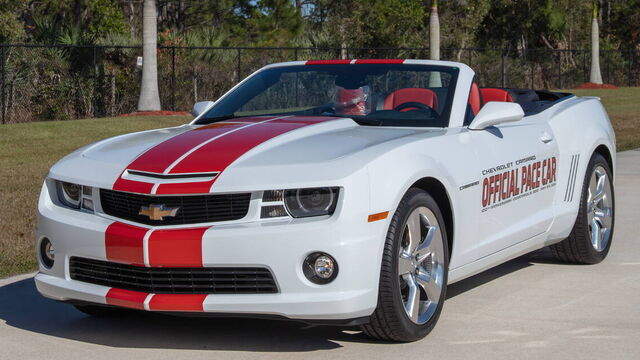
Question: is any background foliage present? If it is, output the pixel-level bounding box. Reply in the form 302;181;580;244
0;0;638;124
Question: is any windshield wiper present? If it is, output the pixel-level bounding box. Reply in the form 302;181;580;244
196;113;237;125
351;117;383;126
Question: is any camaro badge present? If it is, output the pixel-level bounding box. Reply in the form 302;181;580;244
138;204;179;220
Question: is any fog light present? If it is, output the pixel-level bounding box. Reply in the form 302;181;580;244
303;252;338;284
39;237;55;268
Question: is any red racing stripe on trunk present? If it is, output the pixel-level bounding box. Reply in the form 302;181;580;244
147;227;210;267
105;288;148;310
148;294;207;312
105;222;148;266
154;117;338;194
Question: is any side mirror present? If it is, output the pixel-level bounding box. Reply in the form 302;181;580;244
468;102;524;130
191;101;215;117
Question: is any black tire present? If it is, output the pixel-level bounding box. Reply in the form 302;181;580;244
550;153;615;264
361;188;449;342
73;304;131;317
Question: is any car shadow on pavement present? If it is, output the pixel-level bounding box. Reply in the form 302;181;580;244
0;249;560;351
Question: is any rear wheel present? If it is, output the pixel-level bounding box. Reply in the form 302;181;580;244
362;188;449;342
550;153;614;264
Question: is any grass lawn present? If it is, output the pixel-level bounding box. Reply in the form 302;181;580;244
0;87;638;278
0;115;190;278
564;87;640;151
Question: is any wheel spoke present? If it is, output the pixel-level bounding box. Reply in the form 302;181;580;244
588;171;598;202
415;225;437;262
591;218;602;251
406;212;422;254
398;253;414;275
403;274;420;322
416;269;441;303
593;173;607;203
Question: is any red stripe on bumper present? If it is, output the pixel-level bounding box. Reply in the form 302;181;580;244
105;222;148;266
105;288;148;310
148;294;207;312
147;227;210;267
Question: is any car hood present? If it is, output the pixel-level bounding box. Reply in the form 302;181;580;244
50;116;442;193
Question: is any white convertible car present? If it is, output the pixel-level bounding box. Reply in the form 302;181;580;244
35;59;616;342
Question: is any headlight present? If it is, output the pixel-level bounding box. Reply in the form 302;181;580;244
284;187;339;218
56;181;81;208
55;181;94;211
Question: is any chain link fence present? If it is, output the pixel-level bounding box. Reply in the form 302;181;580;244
1;44;638;124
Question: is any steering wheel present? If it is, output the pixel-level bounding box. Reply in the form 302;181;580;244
393;102;433;112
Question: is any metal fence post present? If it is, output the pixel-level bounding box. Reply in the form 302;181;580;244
236;48;242;83
628;50;632;87
1;45;5;124
501;48;506;88
171;46;176;111
92;46;97;117
557;51;562;89
583;50;588;83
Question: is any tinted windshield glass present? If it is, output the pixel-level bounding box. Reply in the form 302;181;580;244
198;64;459;127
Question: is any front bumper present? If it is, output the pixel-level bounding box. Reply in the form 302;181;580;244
35;180;388;320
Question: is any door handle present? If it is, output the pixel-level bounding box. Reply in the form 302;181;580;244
540;132;553;143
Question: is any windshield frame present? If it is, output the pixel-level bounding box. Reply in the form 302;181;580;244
194;62;461;128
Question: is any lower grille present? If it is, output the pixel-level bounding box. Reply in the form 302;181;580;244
69;257;278;294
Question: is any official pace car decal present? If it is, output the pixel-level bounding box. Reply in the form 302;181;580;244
480;155;557;212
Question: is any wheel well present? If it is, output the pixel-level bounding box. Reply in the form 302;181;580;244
411;177;454;259
594;144;614;177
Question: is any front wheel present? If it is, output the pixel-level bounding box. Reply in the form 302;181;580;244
550;152;615;264
361;188;449;342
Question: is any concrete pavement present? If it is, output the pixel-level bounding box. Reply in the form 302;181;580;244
1;150;639;360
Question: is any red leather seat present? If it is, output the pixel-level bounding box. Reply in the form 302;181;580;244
480;88;513;104
468;82;481;115
383;88;438;112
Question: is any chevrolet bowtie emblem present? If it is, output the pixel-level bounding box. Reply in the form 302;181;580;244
138;204;179;221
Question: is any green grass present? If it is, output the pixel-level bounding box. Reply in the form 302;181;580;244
0;88;638;278
0;116;190;278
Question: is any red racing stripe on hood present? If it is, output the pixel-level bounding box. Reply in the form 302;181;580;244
112;119;267;193
153;116;338;194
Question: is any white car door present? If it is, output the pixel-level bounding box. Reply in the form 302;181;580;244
468;110;560;260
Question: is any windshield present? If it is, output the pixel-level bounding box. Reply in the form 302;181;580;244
197;63;459;127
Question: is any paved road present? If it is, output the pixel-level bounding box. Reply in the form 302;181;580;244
1;150;639;360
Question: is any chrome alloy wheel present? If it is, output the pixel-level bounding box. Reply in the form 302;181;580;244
397;207;445;324
587;165;613;252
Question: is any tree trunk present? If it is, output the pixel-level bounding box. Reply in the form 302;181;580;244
428;0;442;87
590;5;603;84
137;0;161;111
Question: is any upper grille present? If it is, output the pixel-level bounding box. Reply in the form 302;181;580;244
69;257;278;294
100;189;251;226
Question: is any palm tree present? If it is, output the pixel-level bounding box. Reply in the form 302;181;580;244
428;0;442;87
590;1;603;84
137;0;161;111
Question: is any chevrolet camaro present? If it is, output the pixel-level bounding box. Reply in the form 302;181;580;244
35;59;616;341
